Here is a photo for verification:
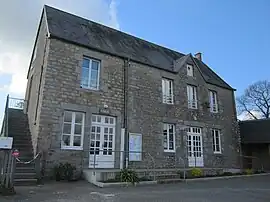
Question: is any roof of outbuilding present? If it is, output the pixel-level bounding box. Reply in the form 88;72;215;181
43;5;234;90
239;119;270;144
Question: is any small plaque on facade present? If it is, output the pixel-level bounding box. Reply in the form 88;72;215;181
99;108;110;114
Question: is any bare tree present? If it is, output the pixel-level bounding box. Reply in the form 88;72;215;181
237;80;270;119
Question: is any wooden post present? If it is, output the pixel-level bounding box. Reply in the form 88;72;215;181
35;154;42;184
0;150;15;195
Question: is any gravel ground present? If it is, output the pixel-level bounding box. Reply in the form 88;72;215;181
1;175;270;202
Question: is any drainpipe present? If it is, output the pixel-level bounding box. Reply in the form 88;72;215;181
123;58;130;168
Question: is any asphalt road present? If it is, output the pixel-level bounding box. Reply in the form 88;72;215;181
1;175;270;202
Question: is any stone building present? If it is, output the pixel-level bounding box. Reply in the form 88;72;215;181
240;119;270;171
23;5;240;175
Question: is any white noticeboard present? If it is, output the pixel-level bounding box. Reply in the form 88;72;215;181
0;137;13;149
129;133;142;161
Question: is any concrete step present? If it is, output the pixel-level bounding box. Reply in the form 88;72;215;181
16;167;36;173
15;173;36;179
14;178;37;186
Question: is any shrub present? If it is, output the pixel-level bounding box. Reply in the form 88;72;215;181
244;169;253;175
53;162;76;181
221;172;233;176
190;168;203;178
120;169;139;185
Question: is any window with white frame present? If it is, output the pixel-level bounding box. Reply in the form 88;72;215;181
81;57;100;90
212;129;221;153
62;111;85;150
163;123;175;152
187;85;197;109
162;78;174;104
187;64;194;77
209;90;218;113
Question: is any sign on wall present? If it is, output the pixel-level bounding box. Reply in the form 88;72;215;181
129;133;142;161
0;137;13;149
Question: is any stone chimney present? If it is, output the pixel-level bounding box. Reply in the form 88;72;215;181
194;52;202;61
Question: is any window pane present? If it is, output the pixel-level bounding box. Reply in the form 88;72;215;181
75;113;83;124
62;135;70;146
73;136;81;146
92;115;96;122
64;111;72;122
92;60;99;71
74;124;82;134
104;127;108;133
83;58;90;68
105;117;109;123
97;127;101;133
97;116;101;122
90;79;98;89
169;142;174;150
169;133;173;141
216;144;220;152
81;67;89;87
63;123;71;134
109;128;113;134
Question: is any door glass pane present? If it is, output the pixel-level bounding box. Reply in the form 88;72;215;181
96;134;100;140
91;126;95;133
63;123;71;134
110;118;114;124
62;135;70;146
109;142;112;148
73;136;81;146
91;134;95;140
64;111;72;122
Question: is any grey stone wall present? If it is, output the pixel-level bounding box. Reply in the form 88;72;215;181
24;14;49;154
26;35;240;174
127;56;240;169
36;38;125;174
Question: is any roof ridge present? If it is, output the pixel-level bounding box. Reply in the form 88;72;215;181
44;5;185;57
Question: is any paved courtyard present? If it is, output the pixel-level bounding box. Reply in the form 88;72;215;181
1;175;270;202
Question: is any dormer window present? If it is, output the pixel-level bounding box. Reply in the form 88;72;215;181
187;64;194;77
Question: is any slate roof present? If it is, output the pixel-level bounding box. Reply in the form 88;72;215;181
43;5;234;90
239;119;270;144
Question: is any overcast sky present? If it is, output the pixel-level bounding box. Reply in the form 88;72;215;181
0;0;119;125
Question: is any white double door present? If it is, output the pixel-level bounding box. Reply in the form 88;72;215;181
89;115;115;168
187;127;204;167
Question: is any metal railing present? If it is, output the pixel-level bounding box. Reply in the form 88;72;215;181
8;97;25;110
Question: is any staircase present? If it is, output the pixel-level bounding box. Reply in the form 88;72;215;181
8;108;37;185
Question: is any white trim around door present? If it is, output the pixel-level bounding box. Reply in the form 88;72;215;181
187;127;204;167
89;115;116;168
